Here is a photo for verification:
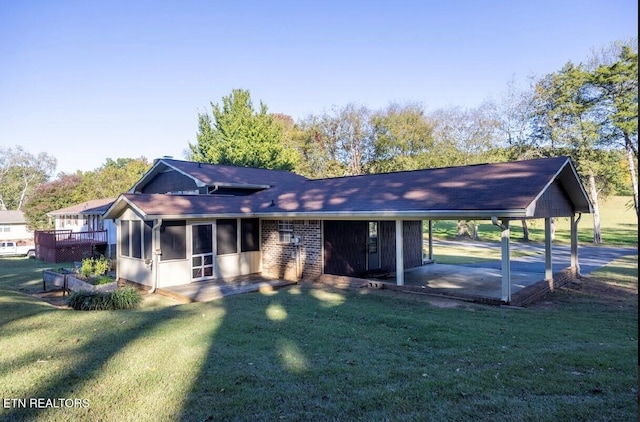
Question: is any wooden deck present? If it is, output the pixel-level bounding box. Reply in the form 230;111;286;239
35;229;108;263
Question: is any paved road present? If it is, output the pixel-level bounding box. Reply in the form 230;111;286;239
431;239;637;275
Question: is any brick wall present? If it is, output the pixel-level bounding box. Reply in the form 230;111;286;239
510;267;579;306
261;220;322;281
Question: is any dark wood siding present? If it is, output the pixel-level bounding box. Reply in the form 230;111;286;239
379;221;396;270
138;170;199;194
323;221;367;276
403;221;423;268
531;181;574;218
324;220;423;277
379;221;423;272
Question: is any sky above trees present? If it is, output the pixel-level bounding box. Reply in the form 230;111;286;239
0;0;637;174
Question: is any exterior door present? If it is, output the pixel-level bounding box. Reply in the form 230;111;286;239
367;221;380;270
191;223;215;281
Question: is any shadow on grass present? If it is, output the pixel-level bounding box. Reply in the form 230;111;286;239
1;299;191;421
178;285;387;420
2;255;637;420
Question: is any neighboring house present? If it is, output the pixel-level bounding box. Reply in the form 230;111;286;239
0;210;33;243
46;198;117;258
103;156;592;303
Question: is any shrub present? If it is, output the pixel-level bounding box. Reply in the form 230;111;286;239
108;287;142;309
79;256;110;278
93;256;110;276
67;287;142;311
79;259;94;278
67;290;109;311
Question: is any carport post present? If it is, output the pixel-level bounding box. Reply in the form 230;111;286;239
545;218;553;282
493;217;511;303
396;219;404;286
500;220;511;303
570;214;582;275
427;220;433;261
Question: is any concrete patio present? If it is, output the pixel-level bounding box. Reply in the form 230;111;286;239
154;242;636;306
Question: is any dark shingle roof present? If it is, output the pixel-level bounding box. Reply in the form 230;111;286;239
106;156;591;220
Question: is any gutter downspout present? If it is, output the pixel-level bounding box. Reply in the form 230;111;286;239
150;218;163;294
492;217;511;303
114;220;120;285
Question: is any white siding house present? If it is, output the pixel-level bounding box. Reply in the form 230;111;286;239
0;210;33;243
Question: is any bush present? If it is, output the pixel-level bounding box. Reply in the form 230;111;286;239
79;256;110;278
67;287;142;311
79;259;94;278
108;286;143;309
67;290;109;311
93;256;110;276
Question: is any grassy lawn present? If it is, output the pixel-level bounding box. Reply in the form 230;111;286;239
0;254;637;421
429;196;638;247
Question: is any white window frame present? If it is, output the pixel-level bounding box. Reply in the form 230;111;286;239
278;220;294;244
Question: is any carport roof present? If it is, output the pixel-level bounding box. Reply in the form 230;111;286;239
104;156;592;220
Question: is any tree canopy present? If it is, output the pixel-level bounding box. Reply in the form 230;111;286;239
0;146;56;211
189;89;299;170
22;157;151;230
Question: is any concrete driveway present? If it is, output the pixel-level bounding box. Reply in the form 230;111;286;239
437;240;638;275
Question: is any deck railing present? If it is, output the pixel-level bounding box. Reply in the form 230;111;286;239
35;230;108;248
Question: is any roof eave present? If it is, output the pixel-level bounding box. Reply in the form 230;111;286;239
136;209;528;221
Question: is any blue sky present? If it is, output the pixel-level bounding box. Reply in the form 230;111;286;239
1;0;637;175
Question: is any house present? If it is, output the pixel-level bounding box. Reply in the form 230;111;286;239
38;198;117;262
0;210;33;242
103;156;592;303
0;210;35;256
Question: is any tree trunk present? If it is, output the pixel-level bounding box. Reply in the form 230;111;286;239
456;220;467;238
625;140;639;220
520;219;530;241
588;172;602;244
471;222;479;240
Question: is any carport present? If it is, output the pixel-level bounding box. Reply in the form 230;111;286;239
312;156;592;304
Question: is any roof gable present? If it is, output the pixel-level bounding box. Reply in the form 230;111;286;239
130;158;307;193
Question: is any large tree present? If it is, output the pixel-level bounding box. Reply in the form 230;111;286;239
189;89;298;170
23;174;83;230
293;104;372;177
590;42;638;218
22;157;151;230
290;114;347;178
427;104;502;167
0;146;56;211
73;157;151;200
368;102;436;173
530;62;627;243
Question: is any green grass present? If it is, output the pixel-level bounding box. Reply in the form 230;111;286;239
0;256;637;421
429;195;638;246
